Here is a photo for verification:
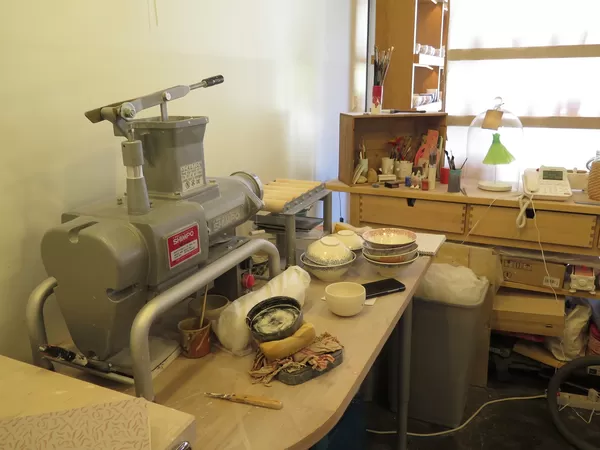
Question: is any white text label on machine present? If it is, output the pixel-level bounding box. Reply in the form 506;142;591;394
167;223;201;268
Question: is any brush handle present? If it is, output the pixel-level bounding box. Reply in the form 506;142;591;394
228;394;283;410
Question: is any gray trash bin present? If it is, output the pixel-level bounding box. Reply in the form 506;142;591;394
408;281;489;428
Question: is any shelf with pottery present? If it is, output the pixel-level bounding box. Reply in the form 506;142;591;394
375;0;448;111
414;53;444;68
339;112;447;187
415;101;442;112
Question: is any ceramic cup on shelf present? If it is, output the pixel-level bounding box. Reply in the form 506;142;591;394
440;167;450;184
448;169;462;193
359;158;369;176
394;160;402;178
380;157;394;175
371;85;383;114
398;161;413;180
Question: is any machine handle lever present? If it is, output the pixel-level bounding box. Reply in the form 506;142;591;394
190;75;224;90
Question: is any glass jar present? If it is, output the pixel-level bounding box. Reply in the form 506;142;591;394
465;97;524;191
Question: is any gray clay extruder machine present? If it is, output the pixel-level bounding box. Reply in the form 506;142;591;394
26;76;281;401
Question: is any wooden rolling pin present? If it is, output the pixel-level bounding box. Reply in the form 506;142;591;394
274;179;322;187
263;198;287;212
205;392;283;410
263;191;299;200
264;185;310;193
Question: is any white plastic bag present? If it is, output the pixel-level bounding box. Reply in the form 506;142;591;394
415;263;488;306
546;303;592;361
213;266;311;355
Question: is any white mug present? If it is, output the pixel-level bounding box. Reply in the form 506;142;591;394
380;157;394;175
398;161;413;179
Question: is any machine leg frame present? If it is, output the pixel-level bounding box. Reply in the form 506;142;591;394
130;238;280;400
27;239;281;402
396;300;412;450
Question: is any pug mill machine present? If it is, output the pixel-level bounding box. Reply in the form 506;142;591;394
26;76;281;401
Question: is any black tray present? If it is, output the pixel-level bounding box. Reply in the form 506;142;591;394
277;349;344;385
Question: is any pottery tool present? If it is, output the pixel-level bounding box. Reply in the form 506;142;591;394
198;285;208;328
459;158;468;170
204;392;283;410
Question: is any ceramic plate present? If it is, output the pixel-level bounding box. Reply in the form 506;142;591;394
362;228;417;248
364;253;419;267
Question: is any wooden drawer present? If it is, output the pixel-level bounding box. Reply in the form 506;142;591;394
492;289;565;337
469;206;596;248
359;195;466;233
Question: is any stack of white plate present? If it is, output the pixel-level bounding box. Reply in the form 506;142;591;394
362;228;419;277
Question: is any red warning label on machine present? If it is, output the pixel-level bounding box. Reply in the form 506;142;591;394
167;223;200;269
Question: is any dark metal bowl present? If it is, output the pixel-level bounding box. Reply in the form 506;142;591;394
246;296;303;343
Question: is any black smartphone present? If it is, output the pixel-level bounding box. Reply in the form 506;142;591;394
362;278;406;299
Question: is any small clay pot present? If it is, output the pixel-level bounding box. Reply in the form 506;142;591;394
177;317;211;358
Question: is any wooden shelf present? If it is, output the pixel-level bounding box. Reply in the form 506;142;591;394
448;115;600;130
501;280;600;300
414;53;444;67
415;101;442;112
513;341;566;369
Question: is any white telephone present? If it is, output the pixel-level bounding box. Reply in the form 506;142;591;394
523;166;572;201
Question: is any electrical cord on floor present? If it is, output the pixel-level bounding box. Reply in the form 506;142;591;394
366;393;547;437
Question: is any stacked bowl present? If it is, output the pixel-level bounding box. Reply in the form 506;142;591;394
362;228;419;277
300;236;356;282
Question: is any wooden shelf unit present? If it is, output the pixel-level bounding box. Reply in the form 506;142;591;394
338;112;447;186
376;0;449;111
416;101;442;112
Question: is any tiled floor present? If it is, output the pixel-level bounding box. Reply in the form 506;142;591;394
366;377;600;450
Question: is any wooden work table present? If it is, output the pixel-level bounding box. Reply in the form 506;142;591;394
327;179;600;256
0;355;195;450
78;256;431;450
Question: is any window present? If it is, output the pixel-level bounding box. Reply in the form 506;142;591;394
446;0;600;171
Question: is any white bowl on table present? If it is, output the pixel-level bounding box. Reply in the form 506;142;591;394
365;254;419;277
325;282;366;317
334;230;364;251
300;252;356;282
306;236;353;266
362;228;417;249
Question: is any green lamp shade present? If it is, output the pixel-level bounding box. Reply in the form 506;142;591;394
482;133;515;165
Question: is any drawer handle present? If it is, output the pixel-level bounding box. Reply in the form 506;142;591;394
406;198;416;207
526;208;535;219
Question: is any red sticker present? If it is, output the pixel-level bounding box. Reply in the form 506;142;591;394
167;224;200;269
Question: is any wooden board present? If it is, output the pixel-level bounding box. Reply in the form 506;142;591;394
492;289;565;337
513;341;566;369
153;256;431;449
0;398;150;450
0;356;195;450
79;257;431;449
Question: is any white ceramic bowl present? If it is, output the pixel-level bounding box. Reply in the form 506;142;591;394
300;252;356;282
362;228;417;249
365;254;419;277
363;247;418;264
334;230;364;251
189;294;231;322
306;236;353;265
325;282;366;317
